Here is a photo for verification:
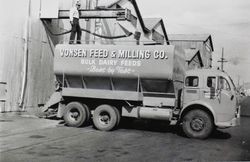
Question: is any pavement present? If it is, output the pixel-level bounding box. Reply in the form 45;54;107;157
0;112;250;161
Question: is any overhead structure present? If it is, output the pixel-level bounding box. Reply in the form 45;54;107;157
57;8;132;21
40;0;132;21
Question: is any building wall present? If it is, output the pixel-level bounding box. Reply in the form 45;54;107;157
187;55;202;70
0;0;84;112
202;44;213;68
0;0;56;111
151;24;166;45
169;40;212;68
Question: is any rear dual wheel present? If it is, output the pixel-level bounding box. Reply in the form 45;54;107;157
93;104;120;131
63;102;90;127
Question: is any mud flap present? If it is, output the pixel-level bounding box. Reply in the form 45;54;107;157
57;103;66;118
41;92;62;112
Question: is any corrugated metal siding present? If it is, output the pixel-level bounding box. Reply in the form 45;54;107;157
0;36;24;111
0;0;59;112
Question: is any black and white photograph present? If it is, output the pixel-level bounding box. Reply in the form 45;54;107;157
0;0;250;161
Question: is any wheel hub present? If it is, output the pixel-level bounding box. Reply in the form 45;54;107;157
99;113;110;125
69;111;79;120
190;118;205;131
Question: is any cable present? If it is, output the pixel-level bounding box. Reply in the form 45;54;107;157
80;28;132;39
41;20;133;39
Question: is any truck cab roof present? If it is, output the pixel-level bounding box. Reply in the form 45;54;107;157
186;68;229;78
185;68;236;91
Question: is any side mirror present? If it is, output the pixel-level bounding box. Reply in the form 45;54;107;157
216;77;221;91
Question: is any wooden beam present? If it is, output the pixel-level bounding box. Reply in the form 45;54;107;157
58;8;132;21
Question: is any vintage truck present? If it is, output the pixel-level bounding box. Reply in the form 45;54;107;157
43;44;240;139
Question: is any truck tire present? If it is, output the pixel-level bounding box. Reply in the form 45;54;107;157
63;102;90;127
113;106;121;127
182;109;213;139
93;104;119;131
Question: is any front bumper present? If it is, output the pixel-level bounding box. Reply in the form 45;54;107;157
216;117;240;129
216;106;241;129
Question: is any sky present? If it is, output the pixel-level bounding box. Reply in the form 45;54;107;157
135;0;250;85
1;0;249;84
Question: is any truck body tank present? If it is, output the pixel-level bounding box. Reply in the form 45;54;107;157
54;44;186;97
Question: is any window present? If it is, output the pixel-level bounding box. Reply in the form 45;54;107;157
219;77;231;91
207;77;216;88
185;76;199;87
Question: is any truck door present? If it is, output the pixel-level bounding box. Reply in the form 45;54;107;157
183;76;200;105
203;76;236;122
217;76;236;120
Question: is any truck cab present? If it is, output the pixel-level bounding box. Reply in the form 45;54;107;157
180;69;240;138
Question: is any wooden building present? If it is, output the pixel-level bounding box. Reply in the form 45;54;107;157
168;34;214;68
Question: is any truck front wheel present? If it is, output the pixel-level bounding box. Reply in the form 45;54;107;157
93;104;119;131
63;102;90;127
182;109;213;139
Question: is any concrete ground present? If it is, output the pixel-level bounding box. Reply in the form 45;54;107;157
0;112;250;162
241;96;250;116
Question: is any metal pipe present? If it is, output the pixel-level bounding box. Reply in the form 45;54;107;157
19;0;31;109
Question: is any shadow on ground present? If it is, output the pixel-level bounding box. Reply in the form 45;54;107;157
44;112;232;140
118;118;231;140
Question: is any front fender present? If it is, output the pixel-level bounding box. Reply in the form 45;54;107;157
180;101;217;124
